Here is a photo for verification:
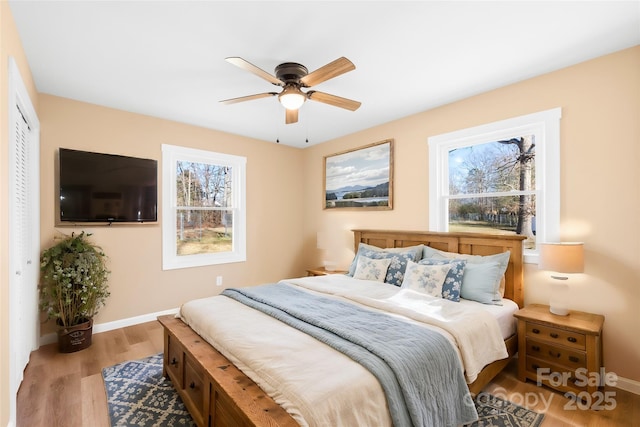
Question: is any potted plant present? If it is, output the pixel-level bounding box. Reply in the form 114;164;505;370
39;231;110;352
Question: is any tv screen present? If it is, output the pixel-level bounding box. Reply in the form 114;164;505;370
58;148;157;223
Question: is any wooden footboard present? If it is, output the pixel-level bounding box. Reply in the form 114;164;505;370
159;317;517;426
158;315;298;427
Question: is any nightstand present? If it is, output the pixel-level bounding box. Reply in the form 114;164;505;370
514;304;604;396
306;267;347;276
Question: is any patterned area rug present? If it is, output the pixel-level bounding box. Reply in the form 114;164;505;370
102;353;195;427
465;393;545;427
103;353;543;427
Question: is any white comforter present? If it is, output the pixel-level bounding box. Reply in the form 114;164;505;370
179;275;508;427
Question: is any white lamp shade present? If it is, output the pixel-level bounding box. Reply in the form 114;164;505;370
539;242;584;274
316;231;328;250
279;87;306;110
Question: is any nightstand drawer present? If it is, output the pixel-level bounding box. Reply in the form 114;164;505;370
526;323;586;350
526;339;586;370
525;356;588;393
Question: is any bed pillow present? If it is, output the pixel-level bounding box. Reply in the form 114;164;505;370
459;262;503;305
422;246;510;301
353;255;391;282
401;260;450;298
418;258;466;302
347;243;423;276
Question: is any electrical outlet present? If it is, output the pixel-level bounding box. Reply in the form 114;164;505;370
216;276;223;286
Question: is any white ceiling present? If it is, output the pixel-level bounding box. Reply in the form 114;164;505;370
9;1;640;148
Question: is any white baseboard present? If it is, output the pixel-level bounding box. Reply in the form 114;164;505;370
38;307;180;347
615;376;640;395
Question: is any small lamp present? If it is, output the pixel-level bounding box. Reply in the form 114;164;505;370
539;242;584;316
316;231;337;271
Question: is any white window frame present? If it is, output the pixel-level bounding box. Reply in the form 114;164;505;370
162;144;246;270
428;108;561;264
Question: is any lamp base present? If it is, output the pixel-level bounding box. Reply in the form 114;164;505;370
323;260;337;272
549;305;569;316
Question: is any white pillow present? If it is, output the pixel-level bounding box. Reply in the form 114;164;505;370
400;260;451;298
353;255;391;282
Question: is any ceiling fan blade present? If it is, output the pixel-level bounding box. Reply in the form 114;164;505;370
300;57;355;87
220;92;277;105
285;108;298;124
225;57;282;86
308;91;361;111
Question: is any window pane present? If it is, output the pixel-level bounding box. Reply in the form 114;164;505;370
175;209;233;255
176;161;232;208
448;195;536;250
449;136;535;196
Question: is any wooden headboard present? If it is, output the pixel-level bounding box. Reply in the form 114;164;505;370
353;229;526;308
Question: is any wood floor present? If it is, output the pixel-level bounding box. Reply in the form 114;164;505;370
17;320;638;426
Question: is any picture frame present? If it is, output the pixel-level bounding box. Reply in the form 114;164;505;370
324;139;394;209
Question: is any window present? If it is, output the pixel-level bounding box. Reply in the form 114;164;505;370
428;108;561;263
162;144;246;270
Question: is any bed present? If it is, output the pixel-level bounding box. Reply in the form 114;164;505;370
158;229;525;427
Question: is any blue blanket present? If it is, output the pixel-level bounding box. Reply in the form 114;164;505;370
222;283;478;427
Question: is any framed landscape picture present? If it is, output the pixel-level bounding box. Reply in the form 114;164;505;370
324;139;394;209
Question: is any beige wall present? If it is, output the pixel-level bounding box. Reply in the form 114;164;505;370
38;95;307;332
1;2;39;425
302;46;640;384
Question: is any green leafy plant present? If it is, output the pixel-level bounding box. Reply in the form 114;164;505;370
39;231;110;328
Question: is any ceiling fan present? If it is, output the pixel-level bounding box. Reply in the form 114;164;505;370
220;57;361;124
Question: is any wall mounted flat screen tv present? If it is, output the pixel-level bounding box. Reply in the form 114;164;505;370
58;148;157;223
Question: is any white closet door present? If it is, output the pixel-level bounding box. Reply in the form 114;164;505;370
8;57;40;427
10;105;36;370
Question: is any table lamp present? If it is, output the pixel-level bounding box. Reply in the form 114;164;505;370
538;242;584;316
316;231;337;271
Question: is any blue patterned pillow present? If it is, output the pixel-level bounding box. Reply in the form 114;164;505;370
422;246;510;301
353;255;391;282
358;250;417;286
347;243;423;277
418;258;467;302
401;260;451;298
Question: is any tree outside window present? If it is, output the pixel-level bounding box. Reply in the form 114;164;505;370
162;145;246;270
448;136;536;248
429;108;561;263
176;161;233;255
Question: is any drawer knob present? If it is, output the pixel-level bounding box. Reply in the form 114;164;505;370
550;332;559;338
567;337;577;343
532;364;540;370
569;356;579;363
532;328;540;334
549;350;561;358
171;357;178;366
189;381;196;389
532;345;540;352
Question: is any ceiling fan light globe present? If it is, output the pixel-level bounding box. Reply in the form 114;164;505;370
279;91;306;110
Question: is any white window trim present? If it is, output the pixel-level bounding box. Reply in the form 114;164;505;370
428;108;561;264
162;144;246;270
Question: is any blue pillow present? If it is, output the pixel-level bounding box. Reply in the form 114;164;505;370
356;249;417;286
459;262;503;305
419;258;466;302
347;243;423;277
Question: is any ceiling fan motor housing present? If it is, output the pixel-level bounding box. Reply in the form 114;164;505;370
275;62;308;84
